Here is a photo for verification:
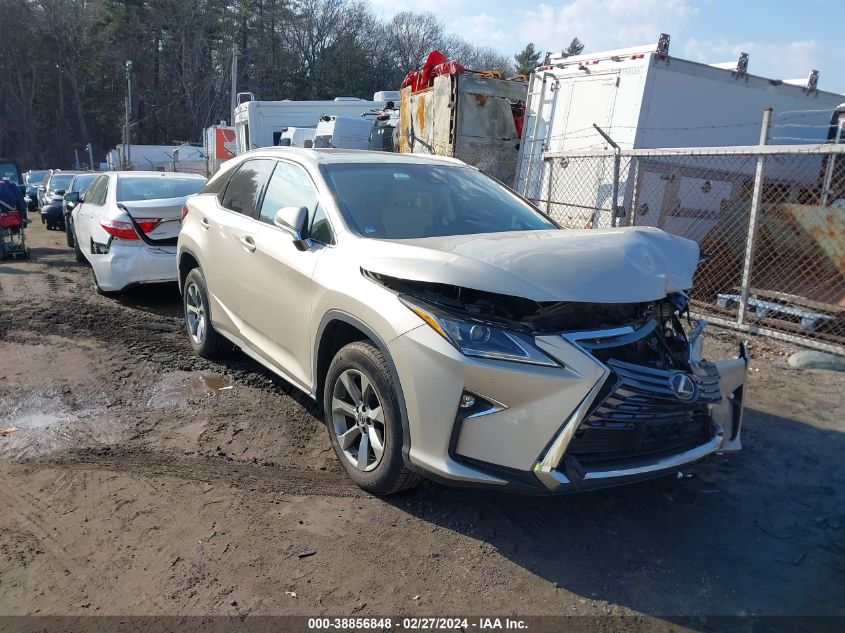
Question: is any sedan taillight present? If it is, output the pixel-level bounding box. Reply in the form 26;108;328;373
100;217;161;240
180;204;189;221
100;219;138;240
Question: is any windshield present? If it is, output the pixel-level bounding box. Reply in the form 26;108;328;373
322;163;557;239
49;174;75;191
116;177;205;202
71;174;98;193
0;162;22;184
27;171;47;185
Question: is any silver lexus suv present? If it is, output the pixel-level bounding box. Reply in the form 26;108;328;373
177;148;747;495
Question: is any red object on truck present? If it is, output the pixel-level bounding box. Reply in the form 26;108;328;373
402;50;465;93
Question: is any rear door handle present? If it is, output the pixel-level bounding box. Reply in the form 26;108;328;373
200;217;210;230
240;235;256;252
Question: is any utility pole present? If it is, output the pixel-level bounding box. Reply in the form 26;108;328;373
86;143;94;171
230;44;238;126
124;60;133;169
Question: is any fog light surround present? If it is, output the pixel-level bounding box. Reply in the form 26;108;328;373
457;390;506;419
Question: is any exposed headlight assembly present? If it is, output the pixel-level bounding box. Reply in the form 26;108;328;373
400;297;558;367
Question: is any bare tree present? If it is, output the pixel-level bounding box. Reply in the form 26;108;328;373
0;1;527;168
386;11;444;73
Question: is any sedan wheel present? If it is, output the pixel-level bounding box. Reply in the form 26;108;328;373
331;368;386;472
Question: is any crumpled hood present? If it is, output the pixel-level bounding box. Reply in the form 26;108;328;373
359;227;700;303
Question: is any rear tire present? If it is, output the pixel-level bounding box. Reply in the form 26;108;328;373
183;267;228;358
72;227;85;263
324;341;420;495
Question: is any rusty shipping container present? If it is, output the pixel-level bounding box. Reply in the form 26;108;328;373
397;73;527;185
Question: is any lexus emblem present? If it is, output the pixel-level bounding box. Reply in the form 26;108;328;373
670;373;698;401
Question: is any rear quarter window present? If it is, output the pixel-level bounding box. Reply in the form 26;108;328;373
200;170;229;195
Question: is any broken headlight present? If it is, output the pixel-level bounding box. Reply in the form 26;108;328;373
400;297;558;367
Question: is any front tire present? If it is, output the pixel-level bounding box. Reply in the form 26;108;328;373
183;267;227;358
324;341;419;495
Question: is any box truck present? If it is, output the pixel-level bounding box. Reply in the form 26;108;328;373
232;93;388;154
516;33;845;228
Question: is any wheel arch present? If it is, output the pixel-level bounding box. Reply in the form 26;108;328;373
313;311;412;464
177;247;201;294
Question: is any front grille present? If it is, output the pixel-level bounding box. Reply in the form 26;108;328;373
567;359;721;467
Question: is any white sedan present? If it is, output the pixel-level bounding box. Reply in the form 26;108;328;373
67;171;206;293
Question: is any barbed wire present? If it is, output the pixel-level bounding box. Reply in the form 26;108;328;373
773;108;839;117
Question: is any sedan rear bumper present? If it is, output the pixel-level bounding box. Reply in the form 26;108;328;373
90;240;178;292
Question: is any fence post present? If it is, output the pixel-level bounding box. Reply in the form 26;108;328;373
737;107;772;325
628;157;639;226
592;124;621;227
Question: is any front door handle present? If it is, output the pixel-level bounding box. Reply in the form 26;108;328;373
240;235;256;252
200;217;210;230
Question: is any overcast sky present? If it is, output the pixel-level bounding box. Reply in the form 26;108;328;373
369;0;845;96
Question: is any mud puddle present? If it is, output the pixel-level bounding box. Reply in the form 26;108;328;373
149;372;234;407
0;405;124;460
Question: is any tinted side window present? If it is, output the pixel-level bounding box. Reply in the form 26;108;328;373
85;177;108;206
220;159;275;217
201;170;228;195
258;162;319;225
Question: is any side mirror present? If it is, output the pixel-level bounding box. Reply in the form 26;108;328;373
273;206;309;251
64;191;80;205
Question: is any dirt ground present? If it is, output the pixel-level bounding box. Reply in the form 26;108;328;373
1;222;844;626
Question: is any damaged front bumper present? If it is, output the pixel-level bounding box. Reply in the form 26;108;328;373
392;319;748;493
533;326;747;492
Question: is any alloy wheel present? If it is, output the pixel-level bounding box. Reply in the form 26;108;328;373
185;281;206;345
331;368;386;472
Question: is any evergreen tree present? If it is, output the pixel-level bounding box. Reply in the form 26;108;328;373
514;43;542;75
564;37;585;57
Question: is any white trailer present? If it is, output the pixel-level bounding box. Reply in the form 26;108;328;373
516;34;845;227
313;116;374;150
279;127;316;148
232;93;387;154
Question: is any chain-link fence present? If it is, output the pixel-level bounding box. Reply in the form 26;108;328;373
162;159;208;176
514;144;845;354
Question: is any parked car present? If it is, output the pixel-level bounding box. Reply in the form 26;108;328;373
67;171;206;292
25;170;48;214
37;169;59;208
40;171;79;230
63;173;99;249
177;148;748;495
